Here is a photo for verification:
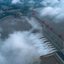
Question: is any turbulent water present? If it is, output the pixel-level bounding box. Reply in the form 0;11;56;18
0;29;56;64
0;0;60;64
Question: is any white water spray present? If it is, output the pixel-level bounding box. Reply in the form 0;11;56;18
0;30;56;64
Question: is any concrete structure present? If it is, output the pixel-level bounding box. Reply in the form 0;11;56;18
32;8;64;64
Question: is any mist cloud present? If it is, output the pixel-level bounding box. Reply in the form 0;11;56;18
0;31;40;64
39;6;64;23
12;0;21;4
0;30;56;64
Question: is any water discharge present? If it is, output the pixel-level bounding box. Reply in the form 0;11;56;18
0;30;56;64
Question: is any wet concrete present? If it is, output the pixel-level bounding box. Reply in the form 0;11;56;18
40;53;62;64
